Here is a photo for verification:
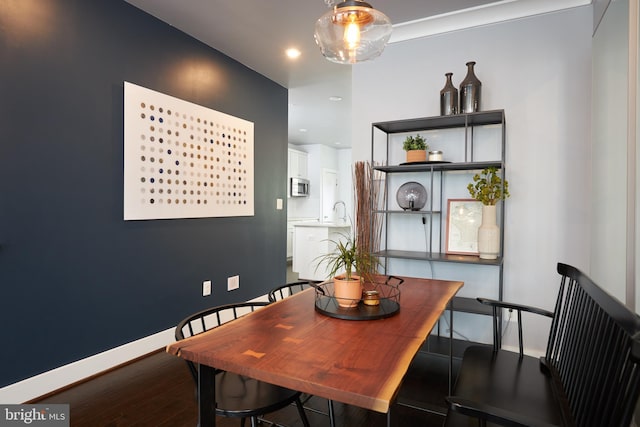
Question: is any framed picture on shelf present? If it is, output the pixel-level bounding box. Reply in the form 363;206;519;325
446;199;483;255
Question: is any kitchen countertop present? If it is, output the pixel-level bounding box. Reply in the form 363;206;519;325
287;217;319;222
292;222;350;228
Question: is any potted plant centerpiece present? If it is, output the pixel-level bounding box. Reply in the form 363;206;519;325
403;134;429;163
315;232;380;308
467;167;510;259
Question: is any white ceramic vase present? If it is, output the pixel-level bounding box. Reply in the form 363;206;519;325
478;204;500;260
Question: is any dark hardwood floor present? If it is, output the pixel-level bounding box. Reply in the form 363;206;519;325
33;349;449;426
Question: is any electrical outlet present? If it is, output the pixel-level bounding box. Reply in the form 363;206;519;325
202;280;212;296
227;275;240;291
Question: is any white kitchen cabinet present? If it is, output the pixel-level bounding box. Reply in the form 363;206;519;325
288;149;308;179
292;224;350;281
287;218;318;259
287;224;294;259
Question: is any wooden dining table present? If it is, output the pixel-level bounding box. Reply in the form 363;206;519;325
166;275;463;426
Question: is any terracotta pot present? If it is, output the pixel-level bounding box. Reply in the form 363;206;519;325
406;150;427;163
333;276;362;308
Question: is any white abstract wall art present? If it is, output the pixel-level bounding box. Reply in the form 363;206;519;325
123;81;254;220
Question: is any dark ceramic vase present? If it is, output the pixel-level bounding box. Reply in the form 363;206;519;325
440;72;458;116
459;61;482;113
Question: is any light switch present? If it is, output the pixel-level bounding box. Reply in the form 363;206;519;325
227;275;240;291
276;198;283;210
202;280;212;296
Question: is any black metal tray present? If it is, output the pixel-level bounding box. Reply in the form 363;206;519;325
399;161;451;166
314;276;404;321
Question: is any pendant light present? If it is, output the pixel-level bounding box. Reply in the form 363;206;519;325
314;0;392;64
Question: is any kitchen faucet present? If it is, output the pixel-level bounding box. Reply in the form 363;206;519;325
333;200;347;223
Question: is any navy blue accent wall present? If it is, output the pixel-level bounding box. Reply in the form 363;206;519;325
0;0;288;386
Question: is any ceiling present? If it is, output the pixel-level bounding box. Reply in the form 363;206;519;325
124;0;591;148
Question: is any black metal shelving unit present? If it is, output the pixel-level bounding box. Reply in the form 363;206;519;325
371;110;506;356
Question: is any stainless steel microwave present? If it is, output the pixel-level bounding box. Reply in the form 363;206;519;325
290;177;310;197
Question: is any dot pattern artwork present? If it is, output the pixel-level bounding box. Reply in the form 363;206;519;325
123;82;254;220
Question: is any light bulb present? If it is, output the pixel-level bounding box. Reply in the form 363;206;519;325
344;20;360;63
344;19;360;50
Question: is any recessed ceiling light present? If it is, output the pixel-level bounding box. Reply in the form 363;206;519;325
329;96;343;101
299;128;308;133
334;142;342;145
286;48;301;59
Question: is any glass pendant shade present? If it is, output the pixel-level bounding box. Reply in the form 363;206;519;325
396;182;427;211
314;0;392;64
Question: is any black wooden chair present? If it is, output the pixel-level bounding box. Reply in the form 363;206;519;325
445;263;640;426
268;280;336;427
175;301;310;427
267;280;321;303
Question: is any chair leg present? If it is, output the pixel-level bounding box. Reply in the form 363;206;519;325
328;399;336;427
250;416;258;427
240;417;246;427
294;396;311;427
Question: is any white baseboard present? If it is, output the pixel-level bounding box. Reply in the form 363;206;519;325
0;328;175;404
1;293;271;403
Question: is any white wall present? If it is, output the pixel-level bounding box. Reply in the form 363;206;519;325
591;0;640;312
594;0;613;32
351;7;593;353
636;0;640;314
592;0;630;302
337;148;354;220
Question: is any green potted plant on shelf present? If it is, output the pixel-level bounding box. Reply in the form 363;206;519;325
403;134;429;163
315;232;380;308
467;167;509;260
467;166;510;206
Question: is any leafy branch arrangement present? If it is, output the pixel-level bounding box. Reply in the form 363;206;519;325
467;167;510;206
315;233;380;282
402;134;428;151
